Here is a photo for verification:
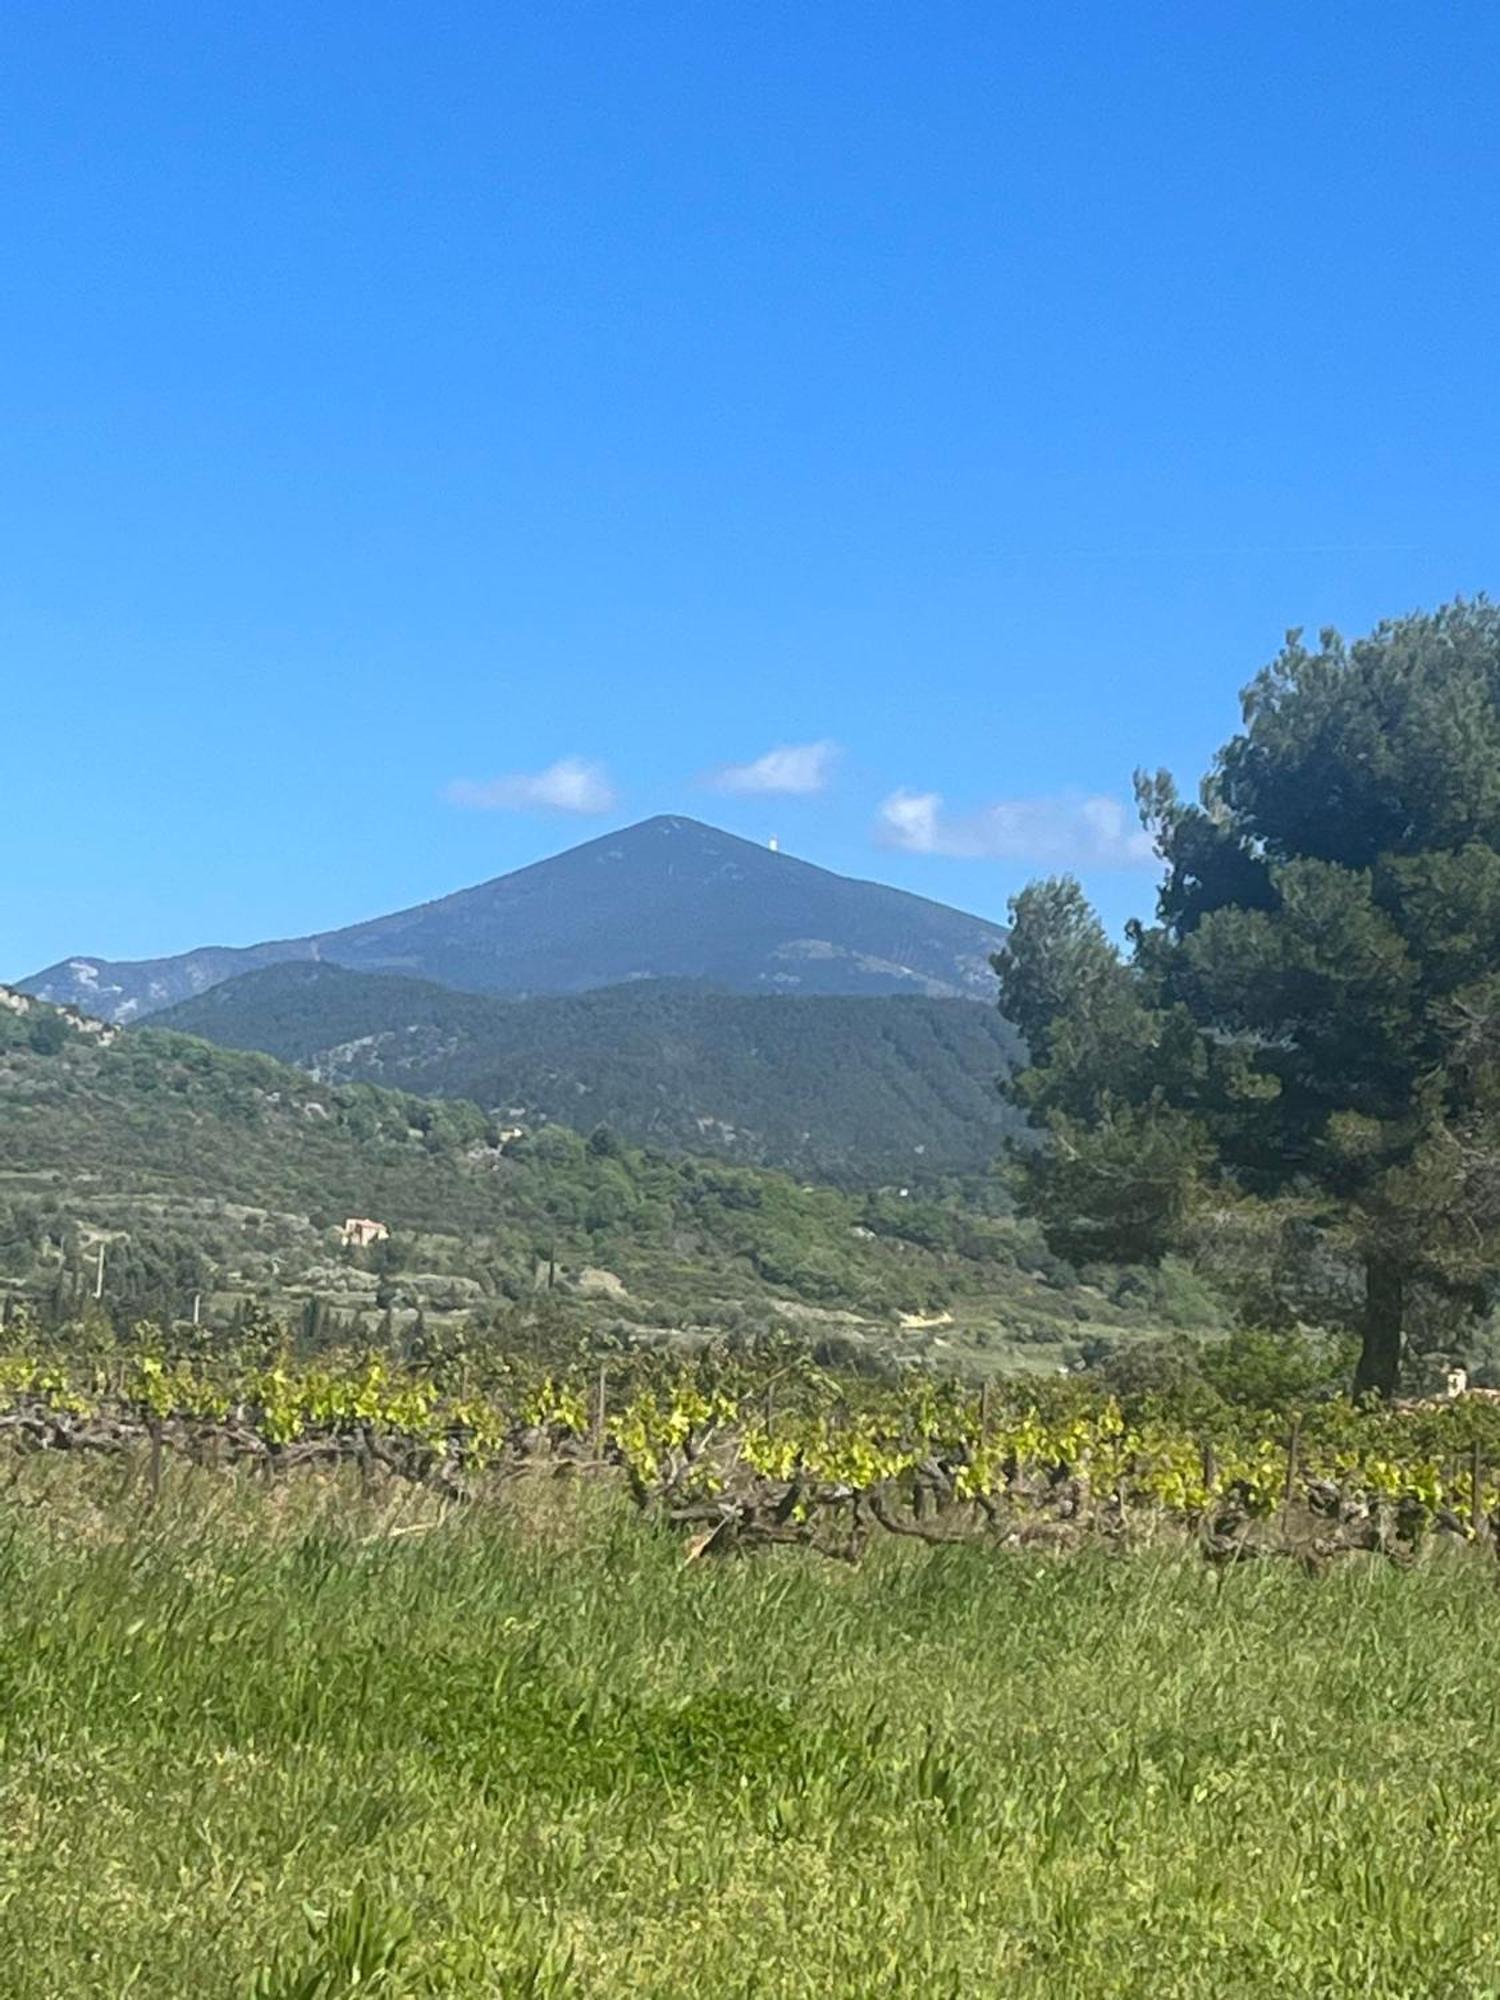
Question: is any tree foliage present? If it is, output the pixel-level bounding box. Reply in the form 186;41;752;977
997;601;1500;1397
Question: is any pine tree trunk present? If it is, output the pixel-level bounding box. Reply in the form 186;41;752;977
1354;1254;1404;1402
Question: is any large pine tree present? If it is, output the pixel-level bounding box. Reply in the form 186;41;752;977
996;601;1500;1399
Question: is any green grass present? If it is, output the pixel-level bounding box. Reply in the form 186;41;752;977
3;1463;1500;1996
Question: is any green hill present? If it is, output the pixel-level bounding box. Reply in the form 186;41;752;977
0;988;1220;1369
152;963;1025;1183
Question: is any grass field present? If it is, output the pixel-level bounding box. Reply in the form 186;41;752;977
3;1461;1500;1997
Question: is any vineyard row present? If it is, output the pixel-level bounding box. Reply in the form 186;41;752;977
8;1352;1500;1569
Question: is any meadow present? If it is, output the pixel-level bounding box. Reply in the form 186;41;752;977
4;1456;1500;1998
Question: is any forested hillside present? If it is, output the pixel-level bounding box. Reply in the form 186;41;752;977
0;988;1216;1368
154;963;1025;1181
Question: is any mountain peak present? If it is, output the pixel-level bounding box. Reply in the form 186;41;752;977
17;817;1005;1024
544;813;784;860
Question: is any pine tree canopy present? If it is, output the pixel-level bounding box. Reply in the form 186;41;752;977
995;600;1500;1398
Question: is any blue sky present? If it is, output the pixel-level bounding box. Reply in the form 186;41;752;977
5;1;1498;977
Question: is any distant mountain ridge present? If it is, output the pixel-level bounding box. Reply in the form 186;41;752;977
18;816;1007;1024
153;963;1025;1183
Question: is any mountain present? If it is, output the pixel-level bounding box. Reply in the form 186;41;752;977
17;816;1007;1024
151;963;1025;1183
0;986;1218;1362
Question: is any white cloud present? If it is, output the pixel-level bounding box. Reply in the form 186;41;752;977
876;788;1155;867
445;757;617;815
878;789;946;852
710;740;839;797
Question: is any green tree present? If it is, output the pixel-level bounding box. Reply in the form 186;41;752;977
27;1012;69;1056
996;601;1500;1400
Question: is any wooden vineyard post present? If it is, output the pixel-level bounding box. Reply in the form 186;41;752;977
980;1377;994;1440
1472;1439;1486;1545
593;1363;608;1458
1280;1420;1301;1540
145;1414;163;1511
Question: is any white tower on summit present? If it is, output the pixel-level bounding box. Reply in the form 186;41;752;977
768;835;780;853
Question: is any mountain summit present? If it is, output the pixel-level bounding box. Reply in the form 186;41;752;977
19;816;1006;1023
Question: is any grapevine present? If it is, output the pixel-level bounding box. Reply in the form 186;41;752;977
5;1336;1500;1566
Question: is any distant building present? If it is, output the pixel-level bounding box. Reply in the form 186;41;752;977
340;1217;389;1248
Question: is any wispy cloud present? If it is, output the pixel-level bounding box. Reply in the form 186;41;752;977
876;788;1155;867
709;740;839;797
445;757;617;815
